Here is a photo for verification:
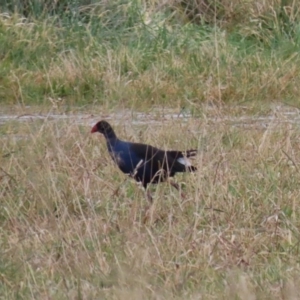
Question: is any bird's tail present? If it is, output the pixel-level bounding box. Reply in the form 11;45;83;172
184;149;198;158
168;149;198;172
187;165;197;172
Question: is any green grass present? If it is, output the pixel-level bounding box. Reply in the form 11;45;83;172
0;0;300;110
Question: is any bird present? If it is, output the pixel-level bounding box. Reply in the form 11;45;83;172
91;120;197;201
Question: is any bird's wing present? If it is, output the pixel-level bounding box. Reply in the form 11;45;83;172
130;143;197;172
128;142;164;165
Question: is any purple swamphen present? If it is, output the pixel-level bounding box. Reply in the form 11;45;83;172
91;120;197;201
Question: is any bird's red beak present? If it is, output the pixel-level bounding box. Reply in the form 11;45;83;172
91;125;97;133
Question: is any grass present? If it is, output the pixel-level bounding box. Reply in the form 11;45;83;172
1;0;300;298
1;108;300;298
0;0;300;110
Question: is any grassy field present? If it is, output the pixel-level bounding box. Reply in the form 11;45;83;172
2;107;300;299
1;0;300;299
0;0;300;109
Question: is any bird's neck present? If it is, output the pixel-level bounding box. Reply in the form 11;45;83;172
106;137;118;152
104;129;117;140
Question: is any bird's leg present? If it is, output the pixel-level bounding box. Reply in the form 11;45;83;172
112;186;120;197
143;187;154;224
170;180;186;199
146;189;153;204
170;181;179;190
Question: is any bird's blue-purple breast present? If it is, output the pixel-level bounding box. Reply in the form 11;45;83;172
106;139;143;175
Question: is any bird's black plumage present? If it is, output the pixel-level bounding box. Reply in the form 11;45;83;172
91;120;197;191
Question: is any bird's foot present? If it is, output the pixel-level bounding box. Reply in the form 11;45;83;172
170;181;186;199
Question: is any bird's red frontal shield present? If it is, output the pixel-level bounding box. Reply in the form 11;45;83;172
91;125;98;133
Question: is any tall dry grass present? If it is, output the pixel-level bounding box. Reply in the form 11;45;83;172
1;107;300;298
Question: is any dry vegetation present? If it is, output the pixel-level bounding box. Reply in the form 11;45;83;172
1;106;300;298
1;0;300;298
